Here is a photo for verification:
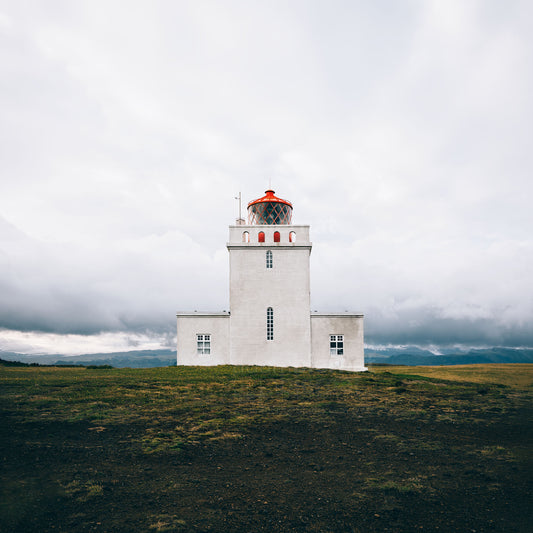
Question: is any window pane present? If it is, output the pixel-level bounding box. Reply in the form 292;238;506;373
330;334;344;355
266;250;272;268
197;334;211;354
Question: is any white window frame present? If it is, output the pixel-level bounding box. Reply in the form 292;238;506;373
267;307;273;340
197;334;211;354
330;334;344;356
266;250;273;269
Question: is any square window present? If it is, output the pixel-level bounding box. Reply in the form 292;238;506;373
197;334;211;354
330;334;344;356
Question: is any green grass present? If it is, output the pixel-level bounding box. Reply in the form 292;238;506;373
1;363;532;532
368;363;533;388
1;364;530;453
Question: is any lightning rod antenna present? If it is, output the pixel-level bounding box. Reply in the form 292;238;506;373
234;192;243;224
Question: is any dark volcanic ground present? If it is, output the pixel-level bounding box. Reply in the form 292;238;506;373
1;365;532;532
2;409;532;532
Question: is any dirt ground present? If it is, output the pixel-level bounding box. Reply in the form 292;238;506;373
1;365;532;532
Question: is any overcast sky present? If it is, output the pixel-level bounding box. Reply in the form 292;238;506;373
1;0;532;355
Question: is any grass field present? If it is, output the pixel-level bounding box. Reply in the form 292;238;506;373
1;363;531;532
369;363;533;388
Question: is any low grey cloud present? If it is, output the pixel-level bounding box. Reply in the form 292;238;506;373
0;215;227;335
0;1;532;353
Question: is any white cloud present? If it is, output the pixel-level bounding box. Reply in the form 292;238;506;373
0;329;174;355
0;0;532;352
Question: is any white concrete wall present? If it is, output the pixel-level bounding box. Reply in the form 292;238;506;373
176;313;230;366
228;225;312;367
228;224;309;245
176;223;367;372
311;314;366;371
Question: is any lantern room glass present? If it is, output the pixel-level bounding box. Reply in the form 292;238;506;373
247;190;293;225
248;202;292;225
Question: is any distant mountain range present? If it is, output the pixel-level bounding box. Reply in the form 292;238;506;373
365;346;533;365
0;349;177;368
1;346;533;368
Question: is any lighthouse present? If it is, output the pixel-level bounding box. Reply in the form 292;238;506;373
176;189;366;371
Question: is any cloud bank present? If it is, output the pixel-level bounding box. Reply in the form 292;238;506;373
0;1;532;353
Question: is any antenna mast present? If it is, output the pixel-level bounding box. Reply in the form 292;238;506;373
234;192;244;224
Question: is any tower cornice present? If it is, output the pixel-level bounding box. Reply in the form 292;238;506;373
227;243;312;250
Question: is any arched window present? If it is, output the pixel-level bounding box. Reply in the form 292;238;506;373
273;231;280;242
258;231;265;243
242;231;250;243
289;231;296;243
266;250;272;268
267;307;273;340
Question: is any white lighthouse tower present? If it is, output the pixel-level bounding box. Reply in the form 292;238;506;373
228;190;312;367
176;189;366;371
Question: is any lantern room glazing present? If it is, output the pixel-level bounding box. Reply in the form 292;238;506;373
247;189;293;225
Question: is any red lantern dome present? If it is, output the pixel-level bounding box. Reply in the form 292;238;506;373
247;190;293;225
